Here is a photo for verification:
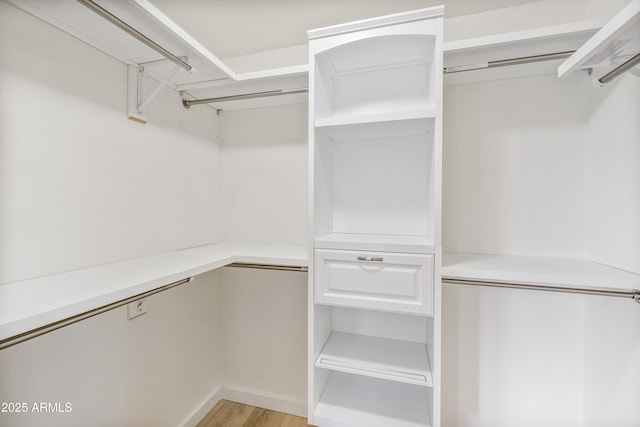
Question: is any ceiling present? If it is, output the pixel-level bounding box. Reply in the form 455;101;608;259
149;0;541;59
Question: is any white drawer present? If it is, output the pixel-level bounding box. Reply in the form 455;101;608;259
314;249;434;315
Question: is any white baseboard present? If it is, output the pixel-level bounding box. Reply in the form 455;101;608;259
178;385;307;426
178;386;224;427
219;385;307;418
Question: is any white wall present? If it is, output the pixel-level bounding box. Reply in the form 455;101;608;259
444;0;631;42
582;73;640;427
582;295;640;427
584;74;640;276
0;270;221;427
0;2;224;426
442;73;588;258
441;72;588;427
217;103;309;413
0;0;222;285
441;53;640;427
218;267;308;415
442;285;586;427
220;103;308;246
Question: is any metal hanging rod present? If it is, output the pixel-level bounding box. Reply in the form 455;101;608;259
182;88;308;108
183;51;576;108
443;278;640;304
180;49;594;108
444;50;575;74
227;263;308;272
0;277;193;351
598;52;640;84
76;0;192;72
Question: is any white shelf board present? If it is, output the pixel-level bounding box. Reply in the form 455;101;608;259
444;21;601;84
315;110;435;140
315;371;432;427
316;331;432;387
7;0;234;85
0;243;308;342
7;0;309;100
559;0;640;77
442;253;640;292
315;233;435;254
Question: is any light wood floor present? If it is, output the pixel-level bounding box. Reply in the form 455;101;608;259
197;400;315;427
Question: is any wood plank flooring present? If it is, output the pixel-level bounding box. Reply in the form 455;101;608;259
197;400;315;427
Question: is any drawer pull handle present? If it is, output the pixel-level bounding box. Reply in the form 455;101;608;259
357;256;384;262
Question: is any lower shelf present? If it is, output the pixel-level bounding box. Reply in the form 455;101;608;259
316;331;432;387
315;371;432;427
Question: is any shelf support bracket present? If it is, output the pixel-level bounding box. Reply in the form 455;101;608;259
127;62;184;124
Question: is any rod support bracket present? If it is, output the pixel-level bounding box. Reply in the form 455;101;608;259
127;61;187;122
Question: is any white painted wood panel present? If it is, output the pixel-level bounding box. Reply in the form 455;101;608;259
315;249;433;315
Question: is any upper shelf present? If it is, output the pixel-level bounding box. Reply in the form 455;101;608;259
444;21;601;84
7;0;308;105
9;0;231;84
558;0;640;78
10;0;629;105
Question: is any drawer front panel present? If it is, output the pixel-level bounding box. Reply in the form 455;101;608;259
314;249;434;315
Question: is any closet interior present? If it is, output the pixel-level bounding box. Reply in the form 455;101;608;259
0;0;639;426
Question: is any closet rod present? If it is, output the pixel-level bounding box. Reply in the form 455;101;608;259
76;0;192;72
0;277;193;351
182;51;577;107
443;278;640;304
227;263;308;272
598;52;640;84
182;88;308;108
444;50;575;74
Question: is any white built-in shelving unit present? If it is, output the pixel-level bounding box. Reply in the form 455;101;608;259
308;7;444;427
